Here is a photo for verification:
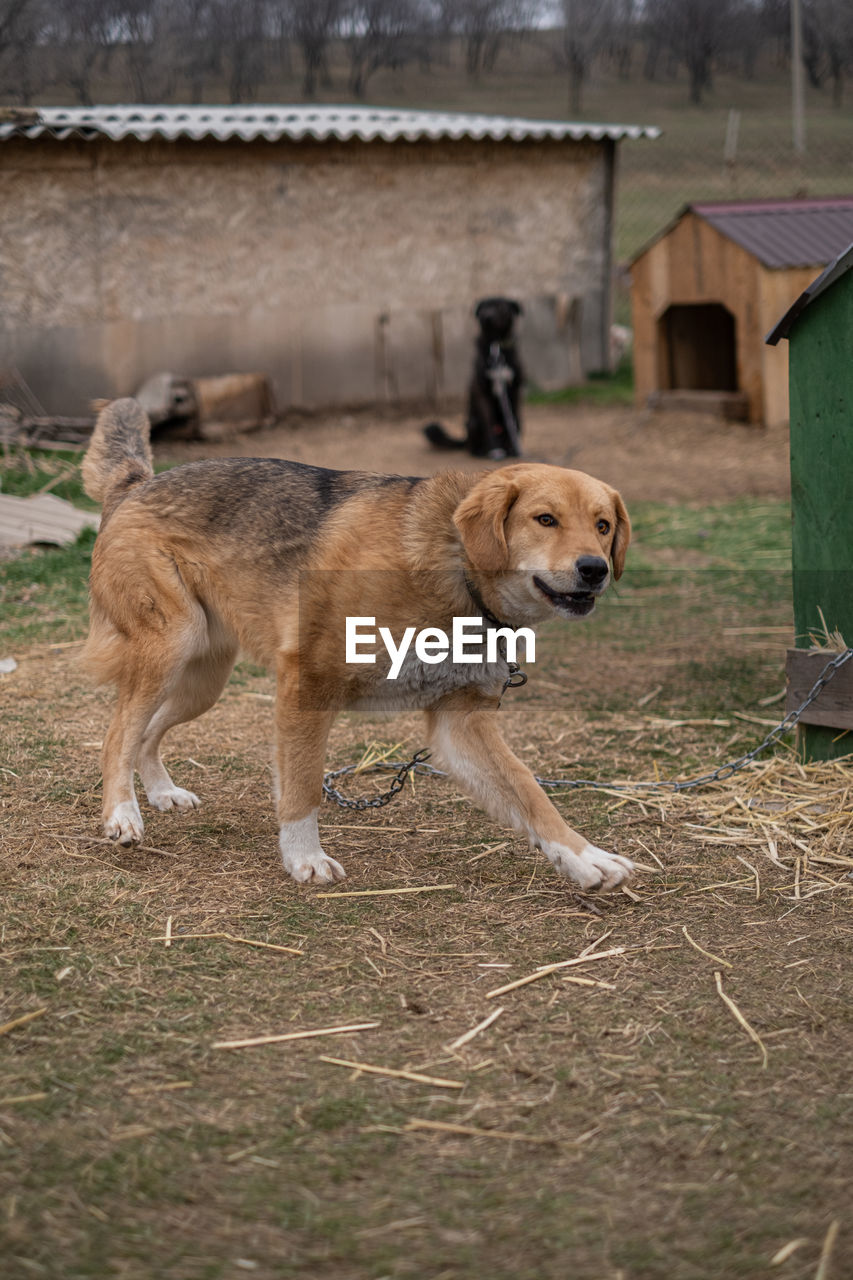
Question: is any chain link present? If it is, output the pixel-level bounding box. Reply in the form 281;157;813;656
537;646;853;794
322;748;437;810
322;648;853;808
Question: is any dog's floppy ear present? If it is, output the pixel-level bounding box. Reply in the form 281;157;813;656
609;489;631;580
474;299;487;319
510;299;522;315
453;472;520;572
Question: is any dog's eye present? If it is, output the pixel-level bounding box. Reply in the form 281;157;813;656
596;519;611;536
536;514;557;527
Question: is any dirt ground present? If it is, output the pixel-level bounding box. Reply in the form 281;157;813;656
5;403;853;1280
157;402;792;506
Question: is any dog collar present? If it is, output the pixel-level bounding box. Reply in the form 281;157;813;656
463;575;528;700
463;575;509;631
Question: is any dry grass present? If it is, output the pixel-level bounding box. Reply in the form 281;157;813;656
1;419;851;1278
565;750;853;896
3;629;853;1279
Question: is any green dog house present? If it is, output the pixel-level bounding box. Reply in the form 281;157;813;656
767;242;853;760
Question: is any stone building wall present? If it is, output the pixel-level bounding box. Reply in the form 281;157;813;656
0;135;614;413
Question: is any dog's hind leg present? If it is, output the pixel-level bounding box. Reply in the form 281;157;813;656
273;653;343;884
96;598;233;844
100;667;182;845
136;641;238;814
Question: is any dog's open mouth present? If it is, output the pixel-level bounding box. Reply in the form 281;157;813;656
533;575;597;617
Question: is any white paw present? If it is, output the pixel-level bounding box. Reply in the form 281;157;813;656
284;850;347;884
147;785;200;813
104;800;144;846
279;811;347;885
541;840;634;892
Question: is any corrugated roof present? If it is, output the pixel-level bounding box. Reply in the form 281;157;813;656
0;103;660;146
694;197;853;270
0;493;98;548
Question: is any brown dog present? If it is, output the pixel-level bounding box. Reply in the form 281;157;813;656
82;399;633;892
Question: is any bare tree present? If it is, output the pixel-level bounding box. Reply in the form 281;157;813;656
644;0;740;104
282;0;345;97
0;0;31;56
118;1;168;102
733;0;762;79
555;0;612;114
451;0;532;79
169;0;223;102
804;0;853;105
758;0;791;68
0;0;50;103
52;0;119;106
606;0;636;81
212;0;267;101
345;0;426;98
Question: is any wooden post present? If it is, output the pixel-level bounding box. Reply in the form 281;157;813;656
791;0;806;156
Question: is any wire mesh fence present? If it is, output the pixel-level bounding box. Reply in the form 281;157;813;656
616;109;853;263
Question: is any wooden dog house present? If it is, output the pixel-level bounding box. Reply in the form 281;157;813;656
630;198;853;426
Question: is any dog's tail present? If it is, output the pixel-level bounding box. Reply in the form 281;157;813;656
423;421;467;450
82;398;154;506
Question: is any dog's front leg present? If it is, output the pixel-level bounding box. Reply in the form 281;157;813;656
426;695;633;891
274;654;344;884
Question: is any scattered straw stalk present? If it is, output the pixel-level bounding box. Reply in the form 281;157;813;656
714;971;768;1069
318;1056;463;1089
213;1021;380;1051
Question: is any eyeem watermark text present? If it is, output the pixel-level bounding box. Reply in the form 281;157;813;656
346;616;535;679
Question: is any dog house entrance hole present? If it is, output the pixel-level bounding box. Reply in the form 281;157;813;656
658;303;738;392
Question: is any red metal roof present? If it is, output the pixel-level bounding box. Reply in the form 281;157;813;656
692;197;853;269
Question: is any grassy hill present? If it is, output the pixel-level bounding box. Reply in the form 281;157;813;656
27;33;853;269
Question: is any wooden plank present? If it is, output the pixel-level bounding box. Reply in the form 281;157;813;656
786;649;853;731
646;390;749;420
629;252;657;408
758;265;820;428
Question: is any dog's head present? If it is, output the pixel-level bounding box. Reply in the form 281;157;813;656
475;297;522;344
453;463;630;624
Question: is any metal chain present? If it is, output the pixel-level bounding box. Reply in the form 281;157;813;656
537;645;853;794
322;748;437;810
322;648;853;809
486;342;522;456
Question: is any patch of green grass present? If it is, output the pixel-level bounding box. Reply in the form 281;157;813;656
630;498;792;571
307;1095;371;1132
0;526;95;649
228;658;270;685
527;360;634;407
1;716;67;764
0;449;181;652
0;448;97;509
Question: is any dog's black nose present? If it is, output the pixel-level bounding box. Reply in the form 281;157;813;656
576;556;609;587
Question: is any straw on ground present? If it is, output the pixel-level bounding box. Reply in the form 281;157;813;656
486;948;625;999
318;1056;464;1089
153;931;303;955
0;1007;48;1038
213;1022;380;1050
714;970;769;1069
315;884;456;899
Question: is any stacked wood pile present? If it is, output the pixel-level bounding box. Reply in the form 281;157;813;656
0;369;276;449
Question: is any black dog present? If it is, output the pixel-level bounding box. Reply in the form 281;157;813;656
424;297;524;458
